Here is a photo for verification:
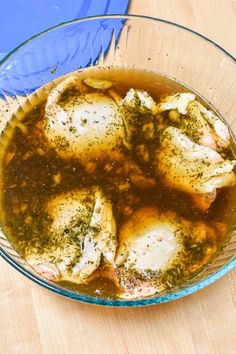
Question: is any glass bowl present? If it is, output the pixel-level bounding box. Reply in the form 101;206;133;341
0;15;235;307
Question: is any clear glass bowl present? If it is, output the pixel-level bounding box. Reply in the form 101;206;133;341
0;15;235;307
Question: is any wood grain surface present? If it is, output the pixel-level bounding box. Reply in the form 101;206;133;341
0;1;236;353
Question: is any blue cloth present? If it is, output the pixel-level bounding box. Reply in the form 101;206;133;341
0;1;130;96
0;0;130;57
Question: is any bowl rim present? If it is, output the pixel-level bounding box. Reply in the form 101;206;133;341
0;14;235;307
0;14;236;66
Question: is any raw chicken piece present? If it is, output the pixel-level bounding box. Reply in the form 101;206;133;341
26;187;117;284
156;93;234;210
120;88;157;147
196;101;230;150
191;191;217;212
157;92;230;152
115;272;159;300
44;79;158;164
115;208;181;272
44;75;125;163
115;207;181;298
83;78;113;89
157;92;196;115
115;207;217;299
184;101;217;151
156;127;236;194
121;88;158;115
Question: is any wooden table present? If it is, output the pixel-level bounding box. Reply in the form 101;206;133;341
1;1;236;353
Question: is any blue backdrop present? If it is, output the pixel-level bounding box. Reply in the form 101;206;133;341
0;0;130;97
0;0;130;59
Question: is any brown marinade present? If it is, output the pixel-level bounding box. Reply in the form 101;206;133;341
0;67;236;299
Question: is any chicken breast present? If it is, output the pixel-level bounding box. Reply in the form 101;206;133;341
156;127;236;196
115;208;181;273
115;207;217;299
196;101;230;150
26;187;117;284
44;75;125;163
157;92;196;115
157;92;230;152
115;207;182;299
44;78;158;165
117;88;157;148
121;88;158;115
